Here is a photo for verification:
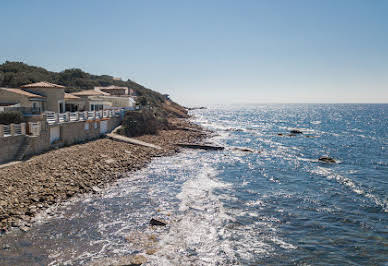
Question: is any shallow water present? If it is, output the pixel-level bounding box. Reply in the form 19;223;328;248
0;104;387;265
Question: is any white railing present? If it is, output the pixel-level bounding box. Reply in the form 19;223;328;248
2;125;11;137
0;123;27;138
58;113;67;123
79;112;86;121
70;112;79;121
45;109;125;125
14;124;22;135
46;112;57;124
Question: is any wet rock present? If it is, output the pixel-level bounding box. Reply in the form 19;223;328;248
290;129;303;134
130;255;147;265
150;218;167;226
230;147;256;153
87;254;147;266
318;156;336;163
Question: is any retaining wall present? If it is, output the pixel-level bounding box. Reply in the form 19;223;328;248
0;117;122;164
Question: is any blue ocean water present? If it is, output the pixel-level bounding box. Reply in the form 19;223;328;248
0;104;387;265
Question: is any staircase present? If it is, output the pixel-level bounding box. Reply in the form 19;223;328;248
15;136;32;161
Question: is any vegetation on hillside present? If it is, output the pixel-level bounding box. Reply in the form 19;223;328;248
0;61;170;110
0;61;189;135
118;109;171;137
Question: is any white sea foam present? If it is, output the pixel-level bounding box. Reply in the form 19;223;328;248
147;163;237;265
311;167;387;212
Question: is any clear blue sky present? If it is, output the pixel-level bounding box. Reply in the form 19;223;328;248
1;0;387;105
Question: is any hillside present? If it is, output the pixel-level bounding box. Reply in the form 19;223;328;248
0;61;180;111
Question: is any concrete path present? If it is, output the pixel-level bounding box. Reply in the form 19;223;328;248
0;161;22;169
106;133;162;150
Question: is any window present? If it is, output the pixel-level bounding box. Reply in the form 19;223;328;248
84;122;89;130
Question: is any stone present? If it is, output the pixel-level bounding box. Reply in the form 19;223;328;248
130;254;147;265
19;225;30;232
150;218;167;226
290;129;303;134
231;147;255;153
318;156;336;163
92;186;102;193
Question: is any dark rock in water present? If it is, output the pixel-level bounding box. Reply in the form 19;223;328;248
150;218;167;226
287;133;297;137
231;147;256;153
225;128;243;132
290;129;303;134
318;156;336;163
277;133;284;136
176;143;224;151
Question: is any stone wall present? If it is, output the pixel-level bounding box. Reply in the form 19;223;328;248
0;117;122;164
0;135;25;163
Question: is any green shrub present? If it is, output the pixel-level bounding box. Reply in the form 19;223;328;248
120;109;170;137
0;111;24;125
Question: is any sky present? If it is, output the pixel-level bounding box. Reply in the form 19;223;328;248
1;0;387;105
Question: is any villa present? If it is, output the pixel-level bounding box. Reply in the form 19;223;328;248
0;82;136;114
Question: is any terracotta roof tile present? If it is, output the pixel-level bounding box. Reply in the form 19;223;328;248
94;85;128;90
1;88;44;98
64;93;81;100
21;81;65;89
72;90;104;96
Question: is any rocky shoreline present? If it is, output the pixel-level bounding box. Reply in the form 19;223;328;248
0;118;208;233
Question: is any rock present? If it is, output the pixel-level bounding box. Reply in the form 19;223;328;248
318;156;336;163
150;218;167;226
176;143;224;151
131;254;147;265
231;147;256;153
105;159;115;164
146;248;158;255
290;129;303;134
2;244;10;250
92;186;102;193
19;225;30;232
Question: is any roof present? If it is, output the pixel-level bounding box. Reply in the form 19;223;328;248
1;88;44;98
94;85;128;90
64;93;81;100
0;103;18;107
72;89;105;96
21;81;65;89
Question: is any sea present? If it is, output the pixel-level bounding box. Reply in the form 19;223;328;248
0;104;387;265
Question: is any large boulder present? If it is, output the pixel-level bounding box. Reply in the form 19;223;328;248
318;156;336;163
290;129;303;134
150;218;167;226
